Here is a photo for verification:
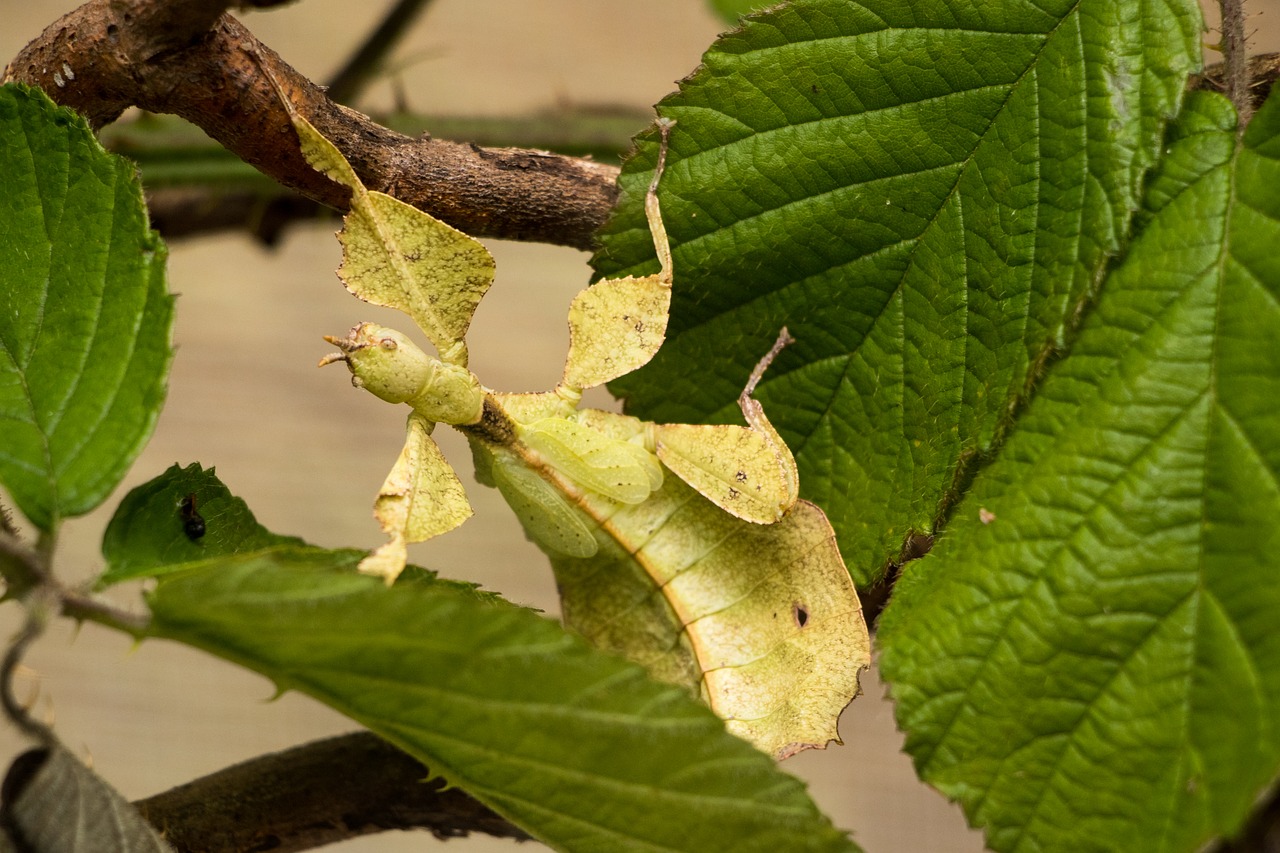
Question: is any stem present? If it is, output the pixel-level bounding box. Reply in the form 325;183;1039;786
0;531;148;637
0;531;48;598
58;590;150;638
1220;0;1253;128
0;591;54;742
325;0;437;106
34;528;57;570
133;731;528;852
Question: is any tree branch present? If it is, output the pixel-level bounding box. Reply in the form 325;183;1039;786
4;0;624;250
95;105;649;245
1219;0;1253;127
133;732;530;852
325;0;436;106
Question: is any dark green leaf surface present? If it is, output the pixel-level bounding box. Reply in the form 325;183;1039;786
1;745;173;852
99;462;305;586
146;553;857;853
594;0;1201;583
116;468;855;852
878;91;1280;853
0;84;171;531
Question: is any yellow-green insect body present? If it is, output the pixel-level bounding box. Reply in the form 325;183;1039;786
291;101;870;759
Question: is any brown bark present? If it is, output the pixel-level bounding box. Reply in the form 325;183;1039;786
4;0;623;250
134;732;530;852
142;187;331;246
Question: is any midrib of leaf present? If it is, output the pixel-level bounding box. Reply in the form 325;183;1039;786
912;378;1213;777
40;160;117;427
1173;134;1237;853
877;91;1280;853
1192;109;1280;831
921;284;1218;758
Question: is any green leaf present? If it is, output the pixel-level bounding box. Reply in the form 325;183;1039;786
144;553;857;853
0;83;172;531
593;0;1202;583
113;468;855;851
877;90;1280;853
99;462;305;586
1;745;173;852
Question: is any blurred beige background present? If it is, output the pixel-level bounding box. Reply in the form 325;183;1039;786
2;2;1275;851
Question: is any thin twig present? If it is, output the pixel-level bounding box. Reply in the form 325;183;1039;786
0;530;148;637
325;0;437;105
1220;0;1253;127
0;591;55;742
57;589;150;638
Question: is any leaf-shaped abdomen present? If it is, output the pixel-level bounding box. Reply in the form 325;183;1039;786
485;444;599;559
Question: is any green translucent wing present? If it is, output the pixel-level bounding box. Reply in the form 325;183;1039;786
487;446;599;559
520;417;662;505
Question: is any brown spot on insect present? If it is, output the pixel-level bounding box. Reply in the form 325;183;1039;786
793;602;809;629
180;493;206;541
735;470;748;482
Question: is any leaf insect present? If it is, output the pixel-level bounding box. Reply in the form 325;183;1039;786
179;493;205;541
279;85;871;758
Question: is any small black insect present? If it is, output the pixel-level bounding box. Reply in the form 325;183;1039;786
180;493;206;540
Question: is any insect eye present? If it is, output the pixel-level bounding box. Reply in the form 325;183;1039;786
380;338;398;350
